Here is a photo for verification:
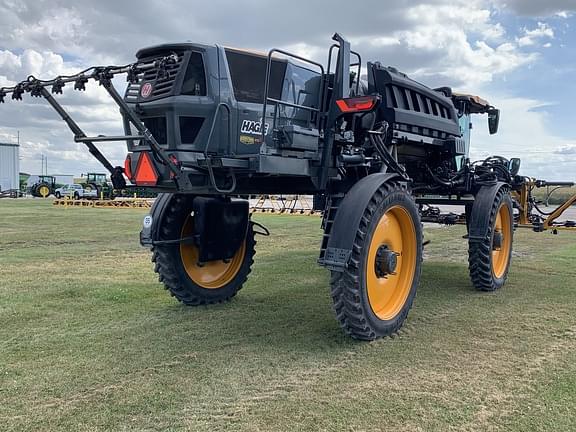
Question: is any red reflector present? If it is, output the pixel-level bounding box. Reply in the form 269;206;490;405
169;155;178;179
336;96;378;113
134;152;158;186
124;155;133;180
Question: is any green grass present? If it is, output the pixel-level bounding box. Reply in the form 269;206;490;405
1;199;575;431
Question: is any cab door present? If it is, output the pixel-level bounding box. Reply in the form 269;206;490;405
225;49;287;155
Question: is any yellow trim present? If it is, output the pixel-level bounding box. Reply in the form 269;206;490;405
366;206;417;321
543;192;576;230
492;203;512;279
179;215;246;289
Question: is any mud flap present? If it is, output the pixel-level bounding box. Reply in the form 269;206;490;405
192;197;249;262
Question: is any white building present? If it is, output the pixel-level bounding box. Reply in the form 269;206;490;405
0;142;19;192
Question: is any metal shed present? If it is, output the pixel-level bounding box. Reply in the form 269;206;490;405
0;142;20;192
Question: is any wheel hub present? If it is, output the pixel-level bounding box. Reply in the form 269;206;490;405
374;245;398;278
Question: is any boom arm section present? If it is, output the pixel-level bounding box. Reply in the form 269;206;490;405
0;56;191;191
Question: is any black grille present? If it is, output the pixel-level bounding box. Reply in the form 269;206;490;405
125;53;185;102
386;85;452;120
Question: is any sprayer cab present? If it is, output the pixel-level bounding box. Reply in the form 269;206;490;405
120;42;330;193
0;32;505;199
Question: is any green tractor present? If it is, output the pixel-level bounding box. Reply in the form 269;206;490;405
82;172;114;199
29;175;56;198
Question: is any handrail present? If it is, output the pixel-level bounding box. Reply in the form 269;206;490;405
266;98;320;112
261;48;325;144
203;102;232;156
203;102;236;193
326;44;362;97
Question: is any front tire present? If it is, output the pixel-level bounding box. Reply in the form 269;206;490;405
330;182;423;340
152;195;256;305
468;188;514;291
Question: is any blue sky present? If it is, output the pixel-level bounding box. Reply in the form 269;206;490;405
490;12;576;140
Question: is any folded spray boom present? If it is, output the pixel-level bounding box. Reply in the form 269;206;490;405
0;54;189;190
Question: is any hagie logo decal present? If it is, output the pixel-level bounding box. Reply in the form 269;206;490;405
240;119;269;136
140;82;153;98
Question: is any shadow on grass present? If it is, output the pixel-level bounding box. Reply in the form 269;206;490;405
125;255;477;356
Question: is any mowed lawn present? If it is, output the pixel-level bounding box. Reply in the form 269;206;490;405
1;199;575;432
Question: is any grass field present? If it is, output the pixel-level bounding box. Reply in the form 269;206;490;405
531;185;576;206
1;199;575;431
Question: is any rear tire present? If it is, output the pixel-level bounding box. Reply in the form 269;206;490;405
37;183;51;198
152;195;256;305
330;182;423;340
468;188;514;291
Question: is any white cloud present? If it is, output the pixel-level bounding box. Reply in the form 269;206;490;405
0;0;573;179
498;0;576;17
555;145;576;155
0;49;125;174
470;94;576;181
516;22;555;47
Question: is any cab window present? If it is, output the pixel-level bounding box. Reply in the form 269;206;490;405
279;63;321;127
281;63;321;108
225;49;286;104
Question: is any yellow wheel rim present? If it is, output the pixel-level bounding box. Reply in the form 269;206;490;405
179;215;246;289
366;206;417;321
492;203;512;279
39;186;49;197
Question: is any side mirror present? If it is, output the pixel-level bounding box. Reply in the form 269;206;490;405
488;108;500;135
509;158;521;176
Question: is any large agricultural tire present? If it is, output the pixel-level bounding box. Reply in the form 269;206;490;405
35;183;51;198
468;188;514;291
330;182;423;340
152;196;256;305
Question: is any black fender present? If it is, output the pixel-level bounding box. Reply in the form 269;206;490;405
139;193;179;248
322;173;401;271
468;182;509;243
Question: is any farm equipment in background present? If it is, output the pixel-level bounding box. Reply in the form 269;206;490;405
83;172;159;199
81;172;115;199
78;172;158;200
514;179;576;232
29;175;56;198
1;33;574;340
251;195;318;215
0;189;21;198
